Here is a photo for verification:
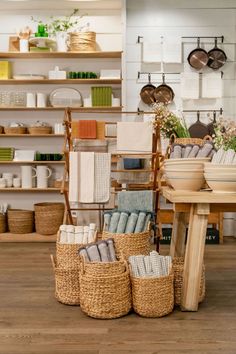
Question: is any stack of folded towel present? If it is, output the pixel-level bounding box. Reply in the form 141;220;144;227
129;251;172;278
170;142;215;159
78;239;117;262
103;210;152;234
59;223;96;244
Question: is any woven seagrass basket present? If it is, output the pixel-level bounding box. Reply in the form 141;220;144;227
7;209;34;234
0;213;7;233
34;203;64;235
69;32;96;52
173;257;205;306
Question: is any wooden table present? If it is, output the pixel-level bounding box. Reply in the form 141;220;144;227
162;187;236;312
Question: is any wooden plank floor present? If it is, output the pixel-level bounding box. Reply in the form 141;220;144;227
0;239;236;354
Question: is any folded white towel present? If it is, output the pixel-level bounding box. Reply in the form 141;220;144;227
180;72;199;100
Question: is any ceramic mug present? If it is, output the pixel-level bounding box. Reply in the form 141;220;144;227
2;173;13;187
21;166;37;188
26;93;36;108
0;178;6;188
13;177;21;188
36;166;52;188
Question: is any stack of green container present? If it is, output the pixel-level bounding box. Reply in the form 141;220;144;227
91;87;112;107
0;147;14;161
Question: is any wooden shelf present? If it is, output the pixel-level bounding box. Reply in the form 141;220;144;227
0;79;122;85
0;51;122;59
0;161;65;164
0;134;64;137
0;232;56;242
0;188;61;192
0;106;122;112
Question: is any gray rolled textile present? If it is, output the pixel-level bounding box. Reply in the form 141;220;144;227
129;256;140;277
208;149;216;160
181;146;186;158
212;148;225;164
103;213;111;231
188;145;200;158
125;212;139;233
97;241;111;262
143;213;151;232
118;190;154;212
196;143;213;158
106;238;117;262
116;212;129;233
170;151;174;159
183;144;193;158
134;212;147;233
78;247;90;262
144;255;152;276
108;212;121;233
86;244;101;262
172;144;182;159
135;255;147;277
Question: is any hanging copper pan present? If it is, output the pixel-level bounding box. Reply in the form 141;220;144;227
153;73;174;105
207;38;227;70
140;73;156;105
188;38;209;71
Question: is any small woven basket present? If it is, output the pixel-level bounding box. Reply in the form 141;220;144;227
69;32;96;52
34;203;64;235
131;271;174;318
4;126;27;135
0;213;7;233
102;230;151;260
79;259;132;319
7;209;34;234
0;126;3;134
173;257;205;306
166;134;213;158
51;255;80;305
28;126;52;135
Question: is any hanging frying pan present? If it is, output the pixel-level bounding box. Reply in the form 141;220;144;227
207;110;217;136
187;38;209;71
207;38;227;70
140;73;156;105
188;111;209;138
153;73;174;104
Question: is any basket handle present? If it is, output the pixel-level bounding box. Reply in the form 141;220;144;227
50;254;56;272
203;135;212;143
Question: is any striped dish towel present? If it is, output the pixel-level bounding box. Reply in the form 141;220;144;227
94;153;111;203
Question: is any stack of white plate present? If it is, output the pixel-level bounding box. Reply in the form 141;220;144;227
204;163;236;193
164;158;210;191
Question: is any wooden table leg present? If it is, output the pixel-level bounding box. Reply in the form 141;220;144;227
170;212;186;258
181;203;209;311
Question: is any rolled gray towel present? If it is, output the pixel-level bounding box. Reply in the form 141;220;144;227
212;148;225;164
196;143;213;158
104;213;111;231
78;247;90;262
172;144;182;159
223;149;235;164
116;212;129;233
208;149;216;160
183;144;193;158
97;241;111;262
188;145;200;158
181;146;186;158
106;238;117;262
86;244;101;262
125;212;139;233
134;212;147;233
143;213;151;231
108;212;121;233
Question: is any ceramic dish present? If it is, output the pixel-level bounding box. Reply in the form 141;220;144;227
49;88;83;107
165;175;205;191
205;179;236;193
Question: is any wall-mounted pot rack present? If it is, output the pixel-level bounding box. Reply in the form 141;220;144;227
183;108;223;114
182;36;224;43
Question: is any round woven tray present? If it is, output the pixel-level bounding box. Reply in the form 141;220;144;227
51;255;80;305
69;32;96;52
131;271;174;318
173;257;205;306
0;213;7;233
7;209;34;234
34;203;64;235
28;126;52;135
4;126;27;135
102;231;151;260
79;259;132;319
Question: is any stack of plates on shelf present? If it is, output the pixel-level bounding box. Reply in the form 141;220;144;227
204;163;236;193
0;147;14;161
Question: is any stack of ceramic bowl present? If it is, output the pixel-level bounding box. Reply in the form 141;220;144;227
204;163;236;193
164;158;211;191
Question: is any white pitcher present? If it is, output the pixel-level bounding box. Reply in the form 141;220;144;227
36;166;52;189
21;166;37;188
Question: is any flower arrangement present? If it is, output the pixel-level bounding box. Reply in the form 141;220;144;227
152;102;190;139
213;117;236;151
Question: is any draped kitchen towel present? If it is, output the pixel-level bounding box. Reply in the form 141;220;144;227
71;121;80;139
124;158;142;170
79;152;95;203
94;153;111;203
202;72;222;98
180;72;199;100
96;121;105;140
117;122;153;153
78;120;97;139
163;36;182;63
118;190;154;212
69;151;80;203
116;158;150;184
142;41;162;63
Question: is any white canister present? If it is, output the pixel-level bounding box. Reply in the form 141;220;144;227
36;166;52;189
26;93;36;108
0;178;6;188
54;123;65;134
112;97;121;107
13;177;21;188
83;97;92;107
37;93;47;108
21;166;37;188
19;39;29;53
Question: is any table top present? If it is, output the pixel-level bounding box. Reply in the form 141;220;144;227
162;187;236;204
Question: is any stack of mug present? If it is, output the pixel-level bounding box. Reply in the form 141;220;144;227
0;173;21;188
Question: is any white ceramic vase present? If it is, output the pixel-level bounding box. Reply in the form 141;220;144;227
56;32;68;52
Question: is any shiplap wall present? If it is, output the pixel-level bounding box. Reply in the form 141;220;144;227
125;0;236;236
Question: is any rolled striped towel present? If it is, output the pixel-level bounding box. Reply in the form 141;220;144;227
172;145;182;159
222;149;235;164
136;255;147;277
212;148;225;164
183;144;193;158
86;244;101;262
106;238;117;262
197;143;213;158
97;241;111;262
144;255;152;275
125;212;139;233
134;212;147;233
150;251;162;277
78;247;90;262
143;213;151;232
129;255;140;277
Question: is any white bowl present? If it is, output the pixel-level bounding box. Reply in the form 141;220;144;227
165;164;204;171
166;170;204;179
166;176;205;191
204;173;236;180
205;178;236;193
165;158;210;165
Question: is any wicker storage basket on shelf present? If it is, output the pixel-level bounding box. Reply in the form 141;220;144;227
131;270;174;318
4;126;27;135
0;213;7;233
173;257;205;306
51;255;80;305
7;209;34;234
34;203;64;235
79;259;132;319
0;126;3;134
28;126;52;135
102;230;151;260
69;32;96;52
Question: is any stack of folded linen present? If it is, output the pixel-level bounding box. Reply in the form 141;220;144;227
58;223;96;244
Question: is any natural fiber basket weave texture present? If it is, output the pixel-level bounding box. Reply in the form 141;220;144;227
4;126;27;135
69;32;96;52
79;260;132;319
173;257;205;306
102;231;151;260
28;126;52;135
0;213;7;233
34;203;64;235
7;209;34;234
81;260;126;277
51;255;80;305
131;271;174;318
